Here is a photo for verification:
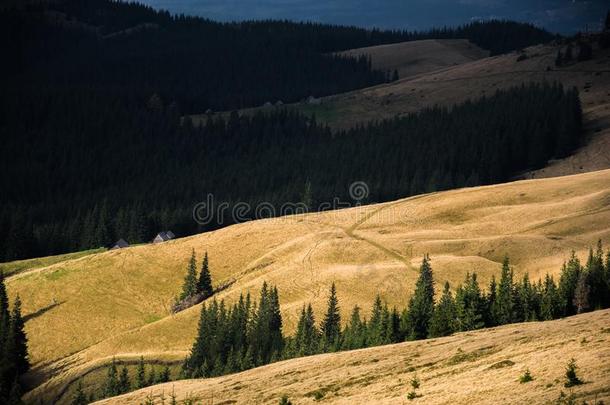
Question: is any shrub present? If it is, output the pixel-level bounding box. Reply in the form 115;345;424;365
279;395;293;405
410;375;420;389
407;390;422;400
519;369;534;383
564;359;583;387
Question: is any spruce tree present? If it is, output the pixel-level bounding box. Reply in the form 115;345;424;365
496;256;515;325
147;367;156;387
585;241;609;309
574;271;590;314
0;271;10;356
342;305;366;350
7;296;29;376
429;282;456;338
320;283;341;351
71;380;88;405
104;359;119;398
136;356;146;389
455;273;485;331
368;295;385;346
197;252;213;299
294;304;318;356
540;274;560;320
405;255;435;340
486;276;498;326
118;365;130;394
180;249;198;301
559;252;582;315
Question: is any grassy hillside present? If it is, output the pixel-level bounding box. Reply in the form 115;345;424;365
95;309;610;404
191;42;610;177
0;249;104;278
336;39;488;81
6;169;609;403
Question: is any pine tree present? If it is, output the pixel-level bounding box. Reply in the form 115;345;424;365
0;271;10;353
197;251;213;299
104;359;119;398
320;283;341;351
429;282;456;338
455;273;485;331
159;366;171;383
147;367;156;387
294;304;318;356
559;252;582;316
405;255;435;340
540;274;560;320
342;305;366;350
574;271;590;314
180;249;198;301
71;380;88;405
585;241;609;309
7;296;29;376
496;256;515;325
118;365;130;394
517;273;536;321
136;356;146;389
486;276;498;326
368;295;385;346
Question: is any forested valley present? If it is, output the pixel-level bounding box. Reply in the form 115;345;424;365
0;0;560;261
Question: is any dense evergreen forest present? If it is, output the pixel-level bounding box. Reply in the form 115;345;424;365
0;82;581;261
0;0;559;261
85;243;610;402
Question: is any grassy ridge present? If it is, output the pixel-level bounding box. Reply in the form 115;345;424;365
7;169;610;403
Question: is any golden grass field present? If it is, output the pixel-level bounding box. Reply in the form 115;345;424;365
96;309;610;404
4;168;610;403
336;39;488;81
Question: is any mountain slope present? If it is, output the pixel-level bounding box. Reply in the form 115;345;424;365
8;169;610;402
336;39;488;80
97;309;610;404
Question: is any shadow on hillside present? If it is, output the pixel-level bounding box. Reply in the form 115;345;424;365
24;301;64;323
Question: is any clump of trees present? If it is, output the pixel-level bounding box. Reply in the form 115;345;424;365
0;272;29;405
172;251;214;313
184;241;610;381
76;241;609;402
183;282;283;377
80;357;172;403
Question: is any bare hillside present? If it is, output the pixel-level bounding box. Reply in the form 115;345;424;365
336;39;488;80
8;169;610;403
97;310;610;404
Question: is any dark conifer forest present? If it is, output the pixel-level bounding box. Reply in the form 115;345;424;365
86;243;610;402
0;1;562;261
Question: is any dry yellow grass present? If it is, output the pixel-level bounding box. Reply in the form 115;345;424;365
336;39;488;80
97;309;610;404
7;169;610;403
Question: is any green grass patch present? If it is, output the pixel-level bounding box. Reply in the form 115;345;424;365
1;248;104;277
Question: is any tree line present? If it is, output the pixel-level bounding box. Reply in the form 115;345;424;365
0;273;29;405
0;82;582;261
183;242;610;378
82;241;609;402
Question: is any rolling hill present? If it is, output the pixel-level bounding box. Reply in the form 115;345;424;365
6;168;610;403
96;309;610;404
336;39;488;81
191;40;610;177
